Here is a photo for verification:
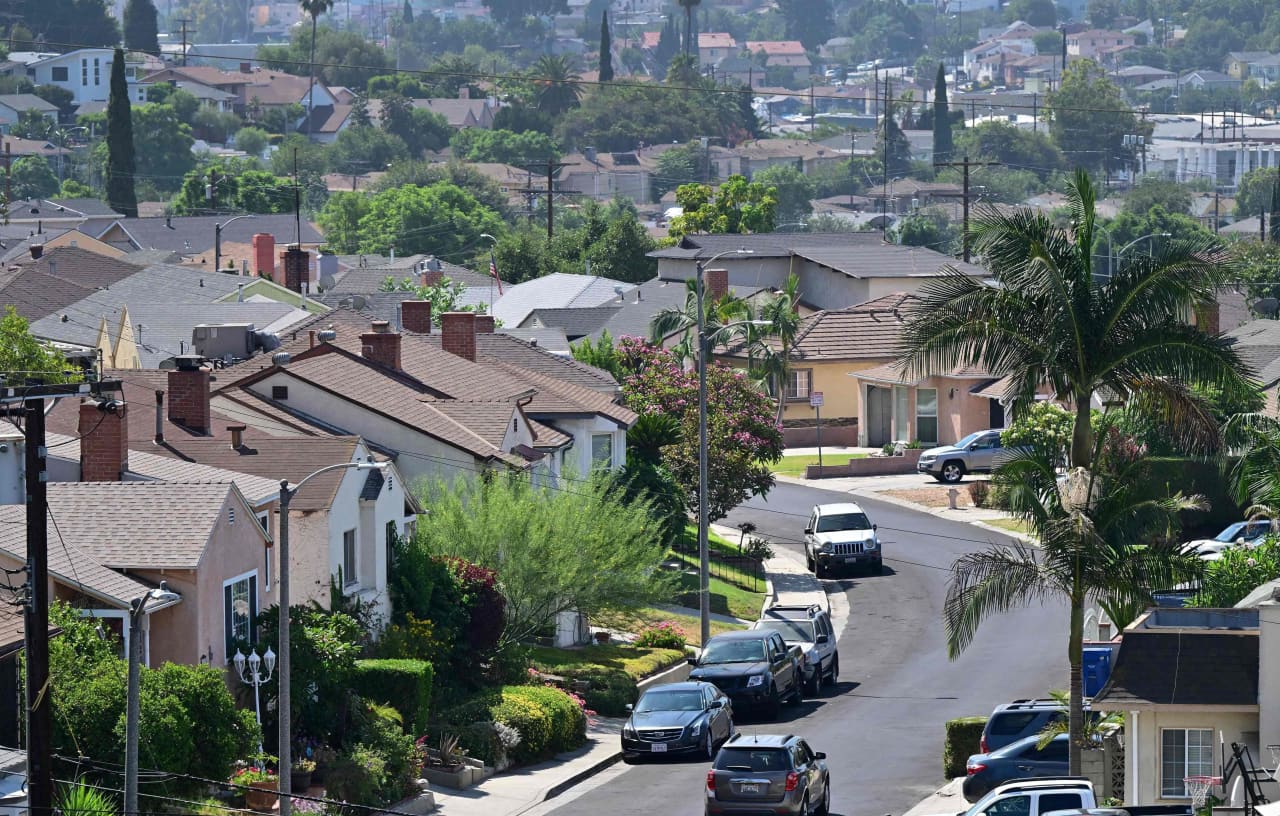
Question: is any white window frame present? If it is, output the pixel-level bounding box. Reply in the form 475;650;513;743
222;570;258;663
342;528;358;587
258;512;272;592
786;368;812;401
1160;727;1215;797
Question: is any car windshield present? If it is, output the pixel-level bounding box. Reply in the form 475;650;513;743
754;619;816;643
815;512;871;532
1215;521;1272;542
1215;523;1248;542
953;431;985;448
634;689;704;713
714;747;788;772
700;639;766;664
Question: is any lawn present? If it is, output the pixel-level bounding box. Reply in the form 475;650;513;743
677;522;744;556
593;606;745;648
984;517;1032;536
526;643;686;681
772;452;868;477
667;551;766;620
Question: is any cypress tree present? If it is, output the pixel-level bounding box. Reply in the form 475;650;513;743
402;0;413;23
123;0;160;56
1271;173;1280;244
106;49;138;218
598;11;614;82
933;63;953;164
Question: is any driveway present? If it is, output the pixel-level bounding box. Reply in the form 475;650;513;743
535;479;1066;816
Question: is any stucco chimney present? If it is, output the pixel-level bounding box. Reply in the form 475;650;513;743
361;320;402;369
229;424;246;449
252;233;275;278
441;312;477;362
79;400;128;481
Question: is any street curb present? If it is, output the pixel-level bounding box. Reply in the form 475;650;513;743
536;750;623;806
636;658;691;695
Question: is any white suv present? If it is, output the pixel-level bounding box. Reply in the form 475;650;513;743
752;604;839;696
804;502;882;577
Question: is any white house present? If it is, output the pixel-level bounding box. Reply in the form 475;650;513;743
10;49;149;107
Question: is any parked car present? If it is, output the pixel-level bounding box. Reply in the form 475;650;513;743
706;733;830;816
620;681;734;763
751;603;839;695
917;429;1019;483
688;630;803;719
921;778;1192;816
803;502;882;577
963;732;1070;801
1183;520;1274;560
979;698;1093;753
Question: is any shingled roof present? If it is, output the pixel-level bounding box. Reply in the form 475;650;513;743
721;292;918;362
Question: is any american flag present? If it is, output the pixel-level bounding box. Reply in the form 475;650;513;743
489;250;503;295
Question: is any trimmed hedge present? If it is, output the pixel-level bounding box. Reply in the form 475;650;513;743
352;659;434;735
944;717;987;780
437;684;587;766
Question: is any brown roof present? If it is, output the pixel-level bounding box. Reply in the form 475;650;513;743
851;360;994;385
745;40;806;55
723;293;919;362
0;246;143;321
243;71;315;106
144;66;250;89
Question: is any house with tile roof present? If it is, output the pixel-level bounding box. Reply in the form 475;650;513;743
698;33;738;68
558;149;650;202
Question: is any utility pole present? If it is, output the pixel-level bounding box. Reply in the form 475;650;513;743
881;76;889;240
518;160;575;240
3;142;10;226
176;18;191;66
933;155;999;262
1213;191;1220;233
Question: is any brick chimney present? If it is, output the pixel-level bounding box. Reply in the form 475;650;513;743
361;320;402;369
252;233;275;278
79;400;128;481
441;312;477;362
1196;300;1221;336
474;314;496;334
402;300;433;333
419;269;444;287
167;355;211;434
705;267;729;300
282;245;309;293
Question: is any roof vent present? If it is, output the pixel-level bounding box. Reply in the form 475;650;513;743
272;351;291;366
172;353;205;371
317;328;337;342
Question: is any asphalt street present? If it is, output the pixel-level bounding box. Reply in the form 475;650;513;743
538;478;1068;816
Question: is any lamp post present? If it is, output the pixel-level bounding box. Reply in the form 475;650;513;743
126;582;181;816
277;460;388;816
215;214;257;275
1111;231;1171;274
695;248;756;649
233;645;277;753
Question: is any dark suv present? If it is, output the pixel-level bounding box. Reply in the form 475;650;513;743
689;630;802;720
980;699;1092;753
706;734;830;816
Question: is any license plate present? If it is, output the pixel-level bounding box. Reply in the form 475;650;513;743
651;743;667;753
844;556;860;563
740;784;760;794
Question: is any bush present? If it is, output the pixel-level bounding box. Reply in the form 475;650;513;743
352;659;434;734
436;685;587;766
943;717;987;779
1139;457;1242;538
634;621;687;650
1189;537;1280;608
506;685;586;753
330;701;425;807
1001;402;1072;456
968;481;991;508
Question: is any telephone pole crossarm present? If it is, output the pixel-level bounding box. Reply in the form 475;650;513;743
931;155;1000;263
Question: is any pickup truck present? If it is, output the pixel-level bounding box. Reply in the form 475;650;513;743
922;778;1192;816
688;629;802;720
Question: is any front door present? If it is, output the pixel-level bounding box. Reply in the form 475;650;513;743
989;398;1005;429
866;386;892;446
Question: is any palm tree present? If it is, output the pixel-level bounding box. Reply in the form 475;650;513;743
1223;413;1280;520
678;0;701;58
898;169;1253;470
649;278;752;353
755;273;803;424
532;55;582;118
299;0;334;137
945;436;1204;774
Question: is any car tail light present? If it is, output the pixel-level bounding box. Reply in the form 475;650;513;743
979;734;988;752
785;772;799;792
967;763;986;775
707;771;716;792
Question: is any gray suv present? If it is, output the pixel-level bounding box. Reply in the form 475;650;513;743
917;429;1014;483
752;604;839;696
706;734;830;816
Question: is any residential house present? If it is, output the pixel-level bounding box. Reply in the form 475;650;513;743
1113;64;1176;88
0;94;58;130
764;55;813;85
492;272;636;327
519;306;621;340
864;179;964;216
584;275;774;344
714;139;846;179
698;33;737;68
714;54;764;89
8;49;149;108
1093;606;1273;805
366;94;499;129
143;65;255;111
558;148;650;202
1226;319;1280;414
1066;29;1136;62
1246;54;1280;86
1180;70;1242;91
1226;51;1273;81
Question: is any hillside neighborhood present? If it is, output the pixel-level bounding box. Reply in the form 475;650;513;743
7;0;1280;815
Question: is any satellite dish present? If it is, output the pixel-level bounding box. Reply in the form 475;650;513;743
1256;297;1280;318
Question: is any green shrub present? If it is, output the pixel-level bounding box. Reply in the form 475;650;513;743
634;621;687;650
352;659;434;734
435;685;587;766
490;693;552;763
1139;457;1241;538
944;717;987;779
505;685;585;753
570;669;637;717
968;481;991;508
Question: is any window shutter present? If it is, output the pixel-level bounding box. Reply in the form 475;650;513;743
224;583;234;660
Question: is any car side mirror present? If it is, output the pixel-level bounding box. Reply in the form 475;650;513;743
687;656;698;666
816;634;829;644
872;524;878;531
814;751;826;760
1237;537;1247;545
804;527;814;534
625;703;633;711
709;699;725;709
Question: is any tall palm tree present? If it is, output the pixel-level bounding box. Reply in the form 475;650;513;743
532;55;582;118
299;0;334;137
898;169;1253;470
946;436;1204;774
1224;413;1280;519
678;0;701;58
756;273;803;424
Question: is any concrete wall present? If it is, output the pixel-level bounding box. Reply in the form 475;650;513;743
1123;708;1259;804
806;449;922;478
1261;604;1280;755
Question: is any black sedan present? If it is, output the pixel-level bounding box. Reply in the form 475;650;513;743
620;681;734;762
963;732;1070;801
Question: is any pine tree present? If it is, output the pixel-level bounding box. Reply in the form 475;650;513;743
878;79;912;177
598;11;614;82
933;63;953;164
106;49;138;218
656;15;679;68
123;0;160;55
402;0;412;23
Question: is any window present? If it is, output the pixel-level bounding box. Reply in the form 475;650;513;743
93;58;100;86
1162;729;1215;797
916;388;938;445
590;433;613;468
272;385;288;400
51;66;67;82
342;529;358;586
81;59;87;86
786;369;812;400
1037;794;1083;815
258;513;271;590
222;572;257;660
986;794;1030;816
385;520;398;578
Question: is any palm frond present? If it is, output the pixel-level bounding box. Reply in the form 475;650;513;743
943;542;1051;658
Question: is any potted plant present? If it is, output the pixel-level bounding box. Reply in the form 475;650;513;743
422;734;476;789
231;763;279;812
291;758;316;792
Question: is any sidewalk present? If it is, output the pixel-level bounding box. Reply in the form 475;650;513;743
901;778;966;816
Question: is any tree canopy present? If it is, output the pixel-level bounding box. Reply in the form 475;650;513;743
1047;60;1145;174
669;175;778;238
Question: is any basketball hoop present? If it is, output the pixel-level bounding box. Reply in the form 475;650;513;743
1184;776;1221;811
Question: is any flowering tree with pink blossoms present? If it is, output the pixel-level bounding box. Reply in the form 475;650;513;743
618;337;784;522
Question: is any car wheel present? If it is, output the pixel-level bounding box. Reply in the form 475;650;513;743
870;559;884;575
806;554;815;572
816;783;830;816
826;655;839;687
704;727;715;760
941;461;965;483
764;684;781;720
804;668;820;697
800;794;810;816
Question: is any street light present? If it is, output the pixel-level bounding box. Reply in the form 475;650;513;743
1099;229;1172;278
125;582;181;816
277;460;388;816
233;645;277;752
695;248;757;649
215;214;257;274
